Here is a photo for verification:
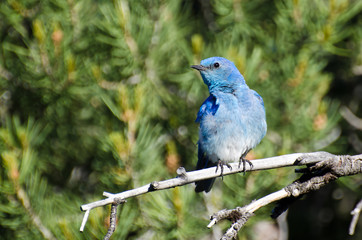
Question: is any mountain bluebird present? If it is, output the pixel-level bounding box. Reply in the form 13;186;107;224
191;57;267;193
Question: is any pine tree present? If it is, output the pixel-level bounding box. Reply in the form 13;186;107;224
0;0;361;239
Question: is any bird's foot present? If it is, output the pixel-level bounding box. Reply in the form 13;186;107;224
238;157;253;175
215;160;232;180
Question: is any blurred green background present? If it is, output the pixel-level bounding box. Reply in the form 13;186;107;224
0;0;361;239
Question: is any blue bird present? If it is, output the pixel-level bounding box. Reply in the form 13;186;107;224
191;57;267;193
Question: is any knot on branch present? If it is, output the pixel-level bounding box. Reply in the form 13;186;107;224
113;197;126;205
229;207;245;223
210;207;242;224
209;207;253;229
176;167;188;180
149;181;164;191
220;209;253;240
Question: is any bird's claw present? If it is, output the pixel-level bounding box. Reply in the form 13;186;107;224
238;157;253;175
215;160;232;180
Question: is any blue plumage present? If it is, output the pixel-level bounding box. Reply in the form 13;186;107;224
191;57;267;193
196;95;219;123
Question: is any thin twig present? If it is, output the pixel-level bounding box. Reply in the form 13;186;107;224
103;198;126;240
349;199;362;235
340;106;362;130
80;210;90;232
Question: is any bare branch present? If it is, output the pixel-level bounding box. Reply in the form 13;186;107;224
80;152;325;213
209;154;362;239
79;152;362;239
340;106;362;130
103;198;126;240
208;189;289;239
79;210;90;232
349;199;362;235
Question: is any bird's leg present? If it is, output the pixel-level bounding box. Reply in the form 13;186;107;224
215;160;232;180
238;157;253;175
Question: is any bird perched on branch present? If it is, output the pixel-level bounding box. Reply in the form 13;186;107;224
191;57;267;193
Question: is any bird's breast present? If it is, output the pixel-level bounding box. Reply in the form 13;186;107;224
198;92;266;163
199;105;246;162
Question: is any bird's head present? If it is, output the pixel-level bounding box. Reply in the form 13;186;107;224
191;57;245;92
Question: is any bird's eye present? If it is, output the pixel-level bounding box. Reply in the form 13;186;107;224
213;62;220;68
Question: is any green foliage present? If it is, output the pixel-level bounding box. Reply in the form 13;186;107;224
0;0;361;239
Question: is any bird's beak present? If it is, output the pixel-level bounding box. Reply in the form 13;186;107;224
191;65;207;71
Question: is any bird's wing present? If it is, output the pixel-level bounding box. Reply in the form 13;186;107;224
195;94;219;122
195;95;219;192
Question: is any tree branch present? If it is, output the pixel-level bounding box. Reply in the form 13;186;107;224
103;198;126;240
80;152;325;213
349;198;362;235
209;154;362;239
79;152;362;239
340;106;362;130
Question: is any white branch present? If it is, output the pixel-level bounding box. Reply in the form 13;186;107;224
340;106;362;130
207;189;289;228
80;210;90;232
208;153;362;239
349;198;362;235
80;151;331;231
246;189;289;213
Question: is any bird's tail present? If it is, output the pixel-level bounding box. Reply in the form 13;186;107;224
195;146;217;192
195;177;216;193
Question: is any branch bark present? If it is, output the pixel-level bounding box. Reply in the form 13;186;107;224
79;152;362;239
103;198;125;240
209;153;362;239
80;152;325;213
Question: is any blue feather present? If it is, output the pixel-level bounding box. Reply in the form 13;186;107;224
196;94;219;123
